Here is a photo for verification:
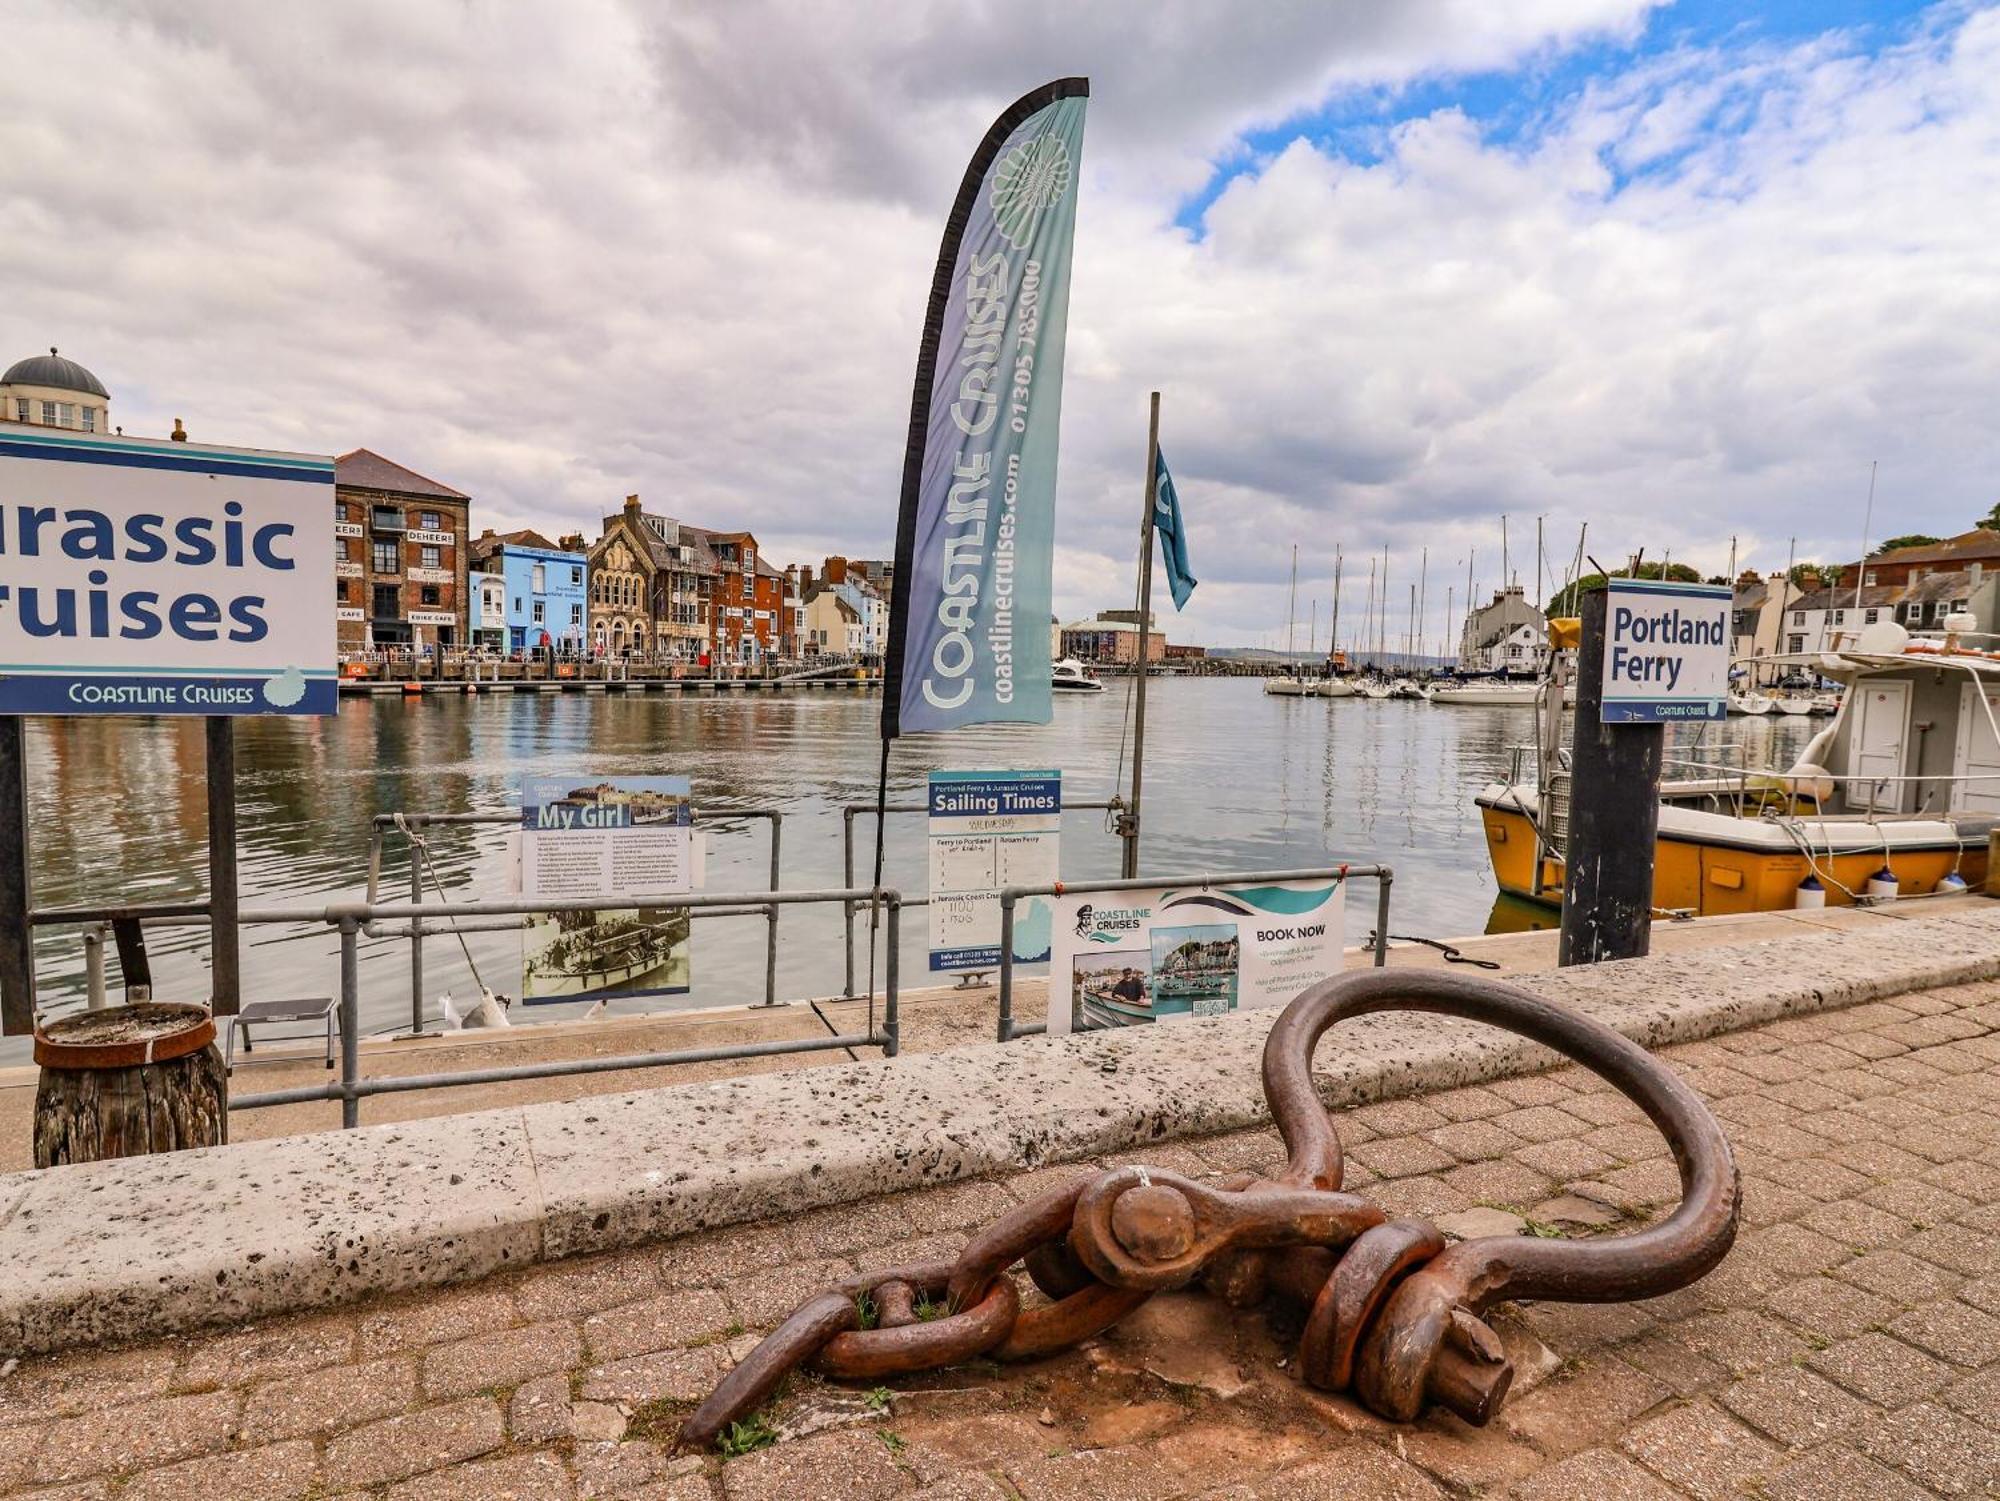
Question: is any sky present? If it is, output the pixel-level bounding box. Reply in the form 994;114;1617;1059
3;0;1996;651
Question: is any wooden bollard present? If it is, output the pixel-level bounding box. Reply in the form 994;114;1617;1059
32;1002;226;1168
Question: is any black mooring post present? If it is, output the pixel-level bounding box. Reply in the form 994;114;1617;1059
206;716;241;1016
1558;587;1664;966
0;717;33;1035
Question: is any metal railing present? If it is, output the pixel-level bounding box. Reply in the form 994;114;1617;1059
994;864;1393;1042
839;799;1123;998
226;884;902;1128
366;808;784;1033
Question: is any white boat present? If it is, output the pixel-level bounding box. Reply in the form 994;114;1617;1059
1316;677;1358;698
1775;695;1814;716
1263;676;1314;697
1052;658;1105;693
1729;692;1775;715
1811;693;1840;716
1430;681;1542;707
1358;679;1393;700
1388;678;1427;700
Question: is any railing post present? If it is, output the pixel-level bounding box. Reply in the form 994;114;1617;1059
841;808;856;1000
1374;871;1392;968
884;892;900;1057
338;915;361;1129
83;924;107;1010
409;843;426;1034
996;893;1016;1042
763;813;781;1007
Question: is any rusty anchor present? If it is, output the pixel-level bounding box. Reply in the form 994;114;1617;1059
680;969;1740;1448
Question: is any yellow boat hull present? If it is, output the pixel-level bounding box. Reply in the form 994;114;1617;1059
1478;802;1986;914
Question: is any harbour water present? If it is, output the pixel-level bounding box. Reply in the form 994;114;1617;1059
10;679;1820;1056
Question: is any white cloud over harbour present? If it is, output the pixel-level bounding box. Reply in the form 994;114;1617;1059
3;1;1996;647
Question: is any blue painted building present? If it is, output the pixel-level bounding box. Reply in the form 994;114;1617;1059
469;528;589;653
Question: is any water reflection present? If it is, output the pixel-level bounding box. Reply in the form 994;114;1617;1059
9;682;1820;1059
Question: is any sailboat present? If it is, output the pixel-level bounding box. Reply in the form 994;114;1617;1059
1264;546;1312;696
1318;547;1357;697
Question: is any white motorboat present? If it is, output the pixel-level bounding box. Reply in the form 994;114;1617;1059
1263;676;1314;697
1429;681;1542;707
1387;678;1427;700
1358;679;1393;700
1052;657;1105;693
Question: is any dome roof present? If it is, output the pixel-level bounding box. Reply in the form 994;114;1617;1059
2;348;108;399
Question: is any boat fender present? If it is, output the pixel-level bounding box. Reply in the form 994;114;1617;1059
1864;866;1899;904
1937;871;1970;895
1793;875;1827;910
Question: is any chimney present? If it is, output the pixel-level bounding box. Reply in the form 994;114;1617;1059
624;493;641;514
170;418;187;443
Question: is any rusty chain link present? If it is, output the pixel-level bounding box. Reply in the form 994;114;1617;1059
679;969;1740;1448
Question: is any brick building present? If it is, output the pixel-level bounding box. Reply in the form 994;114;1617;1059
702;531;786;667
587;496;717;663
333;449;471;653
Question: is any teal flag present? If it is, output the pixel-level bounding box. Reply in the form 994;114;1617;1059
883;79;1089;737
1154;448;1197;610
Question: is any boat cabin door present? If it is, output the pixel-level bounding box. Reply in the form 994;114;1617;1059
1952;682;2000;814
1848;680;1911;812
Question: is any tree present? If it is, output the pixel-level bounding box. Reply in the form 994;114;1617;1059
1787;562;1828;588
1875;534;1940;553
1545;561;1702;618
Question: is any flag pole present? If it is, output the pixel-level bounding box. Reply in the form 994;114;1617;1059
1123;390;1162;879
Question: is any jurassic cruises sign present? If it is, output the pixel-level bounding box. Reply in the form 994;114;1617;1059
0;427;336;715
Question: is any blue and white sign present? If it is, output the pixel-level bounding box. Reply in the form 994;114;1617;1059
927;769;1061;971
0;427;336;715
883;79;1089;738
1601;579;1731;723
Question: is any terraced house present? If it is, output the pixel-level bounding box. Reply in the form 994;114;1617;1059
332;449;471;654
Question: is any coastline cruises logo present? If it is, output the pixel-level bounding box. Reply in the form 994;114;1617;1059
989;133;1072;247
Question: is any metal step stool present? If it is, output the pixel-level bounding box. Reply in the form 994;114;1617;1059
223;997;338;1072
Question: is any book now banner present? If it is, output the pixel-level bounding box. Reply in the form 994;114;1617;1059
883;78;1089;738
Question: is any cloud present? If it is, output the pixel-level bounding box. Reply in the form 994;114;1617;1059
2;0;1995;646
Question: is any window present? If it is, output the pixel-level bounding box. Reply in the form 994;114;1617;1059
1833;610;1846;625
1792;611;1806;626
373;584;401;618
79;406;95;433
40;401;56;424
420;585;440;606
336;580;348;602
570;604;582;624
1865;608;1880;623
1789;634;1806;652
532;601;546;624
570;566;582;586
336;501;349;521
371;506;404;531
531;563;546;594
1865;571;1878;586
372;540;400;574
420;511;441;530
420;545;441;569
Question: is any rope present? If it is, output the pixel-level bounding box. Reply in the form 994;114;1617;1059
1361;931;1502;969
393;814;489;992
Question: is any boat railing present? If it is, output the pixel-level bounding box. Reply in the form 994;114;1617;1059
215;883;907;1129
991;864;1393;1043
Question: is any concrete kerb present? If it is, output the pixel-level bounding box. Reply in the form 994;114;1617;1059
3;904;1999;1357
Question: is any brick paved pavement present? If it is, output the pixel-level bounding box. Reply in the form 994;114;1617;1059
5;979;2000;1498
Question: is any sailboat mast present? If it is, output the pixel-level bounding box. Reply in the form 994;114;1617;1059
1331;546;1343;665
1502;514;1510;595
1286;544;1298;665
1535;515;1546;609
1380;545;1390;663
1417;548;1429;664
1364;557;1376;668
1855;460;1878;611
